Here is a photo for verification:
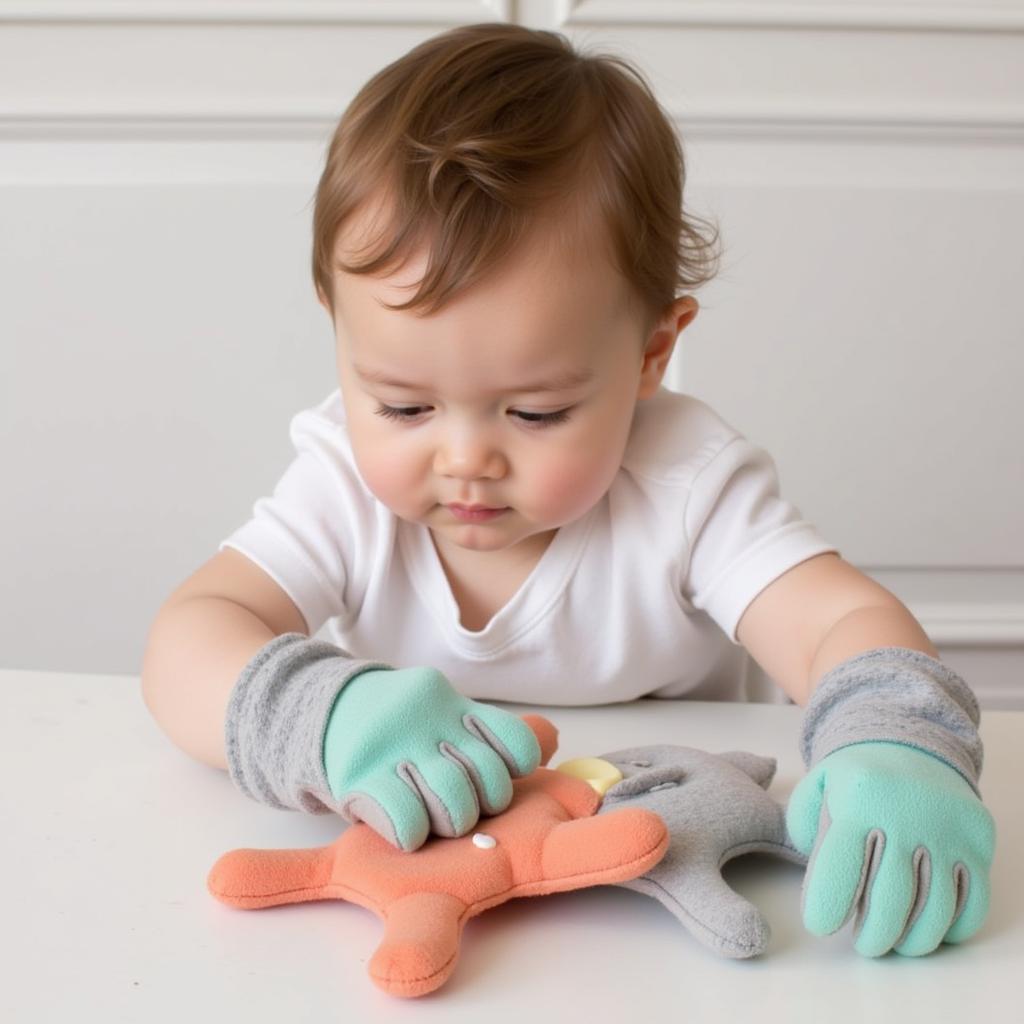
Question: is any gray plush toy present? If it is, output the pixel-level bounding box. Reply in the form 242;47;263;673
593;745;808;958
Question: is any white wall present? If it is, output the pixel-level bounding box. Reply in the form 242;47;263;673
2;1;1022;706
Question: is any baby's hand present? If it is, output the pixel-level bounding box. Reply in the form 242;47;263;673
322;666;542;852
785;741;995;957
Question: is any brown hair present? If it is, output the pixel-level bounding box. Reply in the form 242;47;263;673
311;22;721;340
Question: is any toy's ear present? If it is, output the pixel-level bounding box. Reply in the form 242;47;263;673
521;714;559;767
716;751;777;789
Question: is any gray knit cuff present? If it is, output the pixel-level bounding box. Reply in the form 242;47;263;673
800;646;983;796
224;632;392;814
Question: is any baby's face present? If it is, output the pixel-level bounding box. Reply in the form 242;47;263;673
322;207;686;559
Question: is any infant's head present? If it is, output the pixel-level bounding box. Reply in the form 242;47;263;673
309;23;721;559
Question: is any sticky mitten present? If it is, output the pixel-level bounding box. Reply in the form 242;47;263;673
225;632;391;814
224;633;540;853
322;664;542;852
788;646;996;957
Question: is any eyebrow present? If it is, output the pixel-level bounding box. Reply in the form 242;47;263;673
352;365;596;394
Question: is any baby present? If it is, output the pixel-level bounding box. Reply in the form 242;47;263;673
141;23;994;959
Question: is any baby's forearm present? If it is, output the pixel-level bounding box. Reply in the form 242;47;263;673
804;603;938;706
141;596;276;771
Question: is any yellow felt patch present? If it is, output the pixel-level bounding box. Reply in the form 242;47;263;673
554;757;624;796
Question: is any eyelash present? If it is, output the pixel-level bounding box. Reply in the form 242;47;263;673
373;403;573;429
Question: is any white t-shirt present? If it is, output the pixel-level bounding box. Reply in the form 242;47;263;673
219;385;839;705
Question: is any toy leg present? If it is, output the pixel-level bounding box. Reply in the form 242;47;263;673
368;891;467;998
207;845;336;909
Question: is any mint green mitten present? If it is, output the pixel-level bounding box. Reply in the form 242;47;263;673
789;646;997;958
322;666;542;853
786;740;995;957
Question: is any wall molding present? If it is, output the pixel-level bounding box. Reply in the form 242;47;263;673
662;99;1024;142
909;603;1024;648
3;0;1021;32
1;98;1021;142
558;0;1024;33
0;0;512;23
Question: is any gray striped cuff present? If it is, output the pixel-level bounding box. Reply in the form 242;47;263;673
800;646;983;796
224;632;392;814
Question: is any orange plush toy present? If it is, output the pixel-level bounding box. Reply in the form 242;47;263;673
207;714;669;998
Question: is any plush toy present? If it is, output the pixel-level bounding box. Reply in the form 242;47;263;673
593;744;808;958
207;714;670;998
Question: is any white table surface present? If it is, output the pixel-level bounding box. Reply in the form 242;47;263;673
2;668;1021;1022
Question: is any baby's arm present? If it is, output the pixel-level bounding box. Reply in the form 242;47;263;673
735;555;992;957
140;547;309;771
141;548;541;852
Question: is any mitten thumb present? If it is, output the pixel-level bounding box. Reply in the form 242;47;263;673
785;763;827;856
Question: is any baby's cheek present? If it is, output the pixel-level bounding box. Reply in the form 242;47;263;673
530;445;615;522
352;442;420;514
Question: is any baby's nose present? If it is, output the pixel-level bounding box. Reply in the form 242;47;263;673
434;431;506;479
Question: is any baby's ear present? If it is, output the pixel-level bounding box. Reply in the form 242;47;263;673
315;284;331;312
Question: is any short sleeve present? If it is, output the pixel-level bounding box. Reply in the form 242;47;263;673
681;436;839;645
218;393;368;637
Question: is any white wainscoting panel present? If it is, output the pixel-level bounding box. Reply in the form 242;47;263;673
1;3;1020;707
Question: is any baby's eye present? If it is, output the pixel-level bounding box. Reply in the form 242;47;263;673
373;404;573;429
374;403;427;422
513;408;573;428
